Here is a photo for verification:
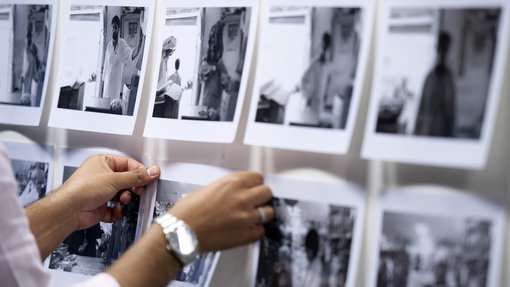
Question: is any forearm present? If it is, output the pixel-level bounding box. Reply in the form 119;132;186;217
107;225;181;287
25;188;79;259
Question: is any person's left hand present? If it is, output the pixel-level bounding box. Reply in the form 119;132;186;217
56;155;160;231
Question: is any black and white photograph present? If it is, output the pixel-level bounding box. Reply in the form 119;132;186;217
1;140;54;207
256;198;356;287
244;0;374;154
49;164;139;276
377;212;492;287
368;186;506;287
152;180;218;287
11;159;49;207
144;0;259;143
362;0;510;168
0;0;56;126
49;0;155;135
253;175;365;287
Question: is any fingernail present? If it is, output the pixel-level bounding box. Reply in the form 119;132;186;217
147;166;158;177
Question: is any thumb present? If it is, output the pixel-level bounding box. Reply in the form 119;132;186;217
111;165;160;191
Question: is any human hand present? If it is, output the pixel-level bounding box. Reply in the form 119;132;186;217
168;172;274;252
57;155;160;231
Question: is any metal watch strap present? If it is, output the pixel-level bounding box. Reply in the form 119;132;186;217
154;213;199;266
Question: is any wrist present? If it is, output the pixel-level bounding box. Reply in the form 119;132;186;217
51;185;82;232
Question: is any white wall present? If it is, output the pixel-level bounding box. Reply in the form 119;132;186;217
0;0;509;286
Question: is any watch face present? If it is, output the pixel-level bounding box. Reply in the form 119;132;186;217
171;225;198;256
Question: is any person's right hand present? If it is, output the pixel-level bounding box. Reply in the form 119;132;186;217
168;172;274;252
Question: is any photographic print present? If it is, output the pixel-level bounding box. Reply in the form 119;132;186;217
0;0;57;126
244;0;375;154
48;0;155;135
1;140;54;207
253;175;365;287
151;180;218;287
146;161;233;287
368;186;506;287
46;147;141;283
144;0;259;143
362;0;510;168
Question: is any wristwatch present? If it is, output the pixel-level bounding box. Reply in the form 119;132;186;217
154;213;200;266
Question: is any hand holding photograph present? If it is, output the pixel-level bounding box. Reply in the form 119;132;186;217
244;0;375;154
362;0;510;168
369;186;506;287
252;175;365;287
144;0;259;143
49;0;155;135
0;0;57;126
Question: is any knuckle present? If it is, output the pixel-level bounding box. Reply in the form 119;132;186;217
134;168;145;184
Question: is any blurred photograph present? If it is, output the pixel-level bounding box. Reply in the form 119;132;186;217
377;212;492;287
0;4;53;107
56;5;149;116
11;159;49;207
375;8;501;139
254;7;362;130
153;180;218;287
49;166;139;276
151;7;252;122
256;198;357;287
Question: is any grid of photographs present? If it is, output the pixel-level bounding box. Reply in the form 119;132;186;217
253;175;365;287
0;0;57;126
1;140;54;207
362;0;510;168
46;148;140;284
244;0;375;154
48;0;155;135
369;186;506;287
143;0;259;143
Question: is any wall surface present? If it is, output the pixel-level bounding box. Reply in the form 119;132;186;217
0;0;509;286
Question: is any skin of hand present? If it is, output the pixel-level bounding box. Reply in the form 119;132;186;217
58;154;161;230
169;171;275;252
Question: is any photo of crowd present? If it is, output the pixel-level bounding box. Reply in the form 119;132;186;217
377;212;492;287
254;7;362;130
0;4;53;107
11;159;49;207
56;5;148;116
256;198;357;287
153;179;218;287
375;8;501;139
49;166;139;276
151;6;252;122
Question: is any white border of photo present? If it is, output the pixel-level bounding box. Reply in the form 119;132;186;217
367;185;506;287
144;161;232;287
48;0;155;135
143;0;259;143
0;0;58;126
250;174;366;287
244;0;375;154
362;0;510;169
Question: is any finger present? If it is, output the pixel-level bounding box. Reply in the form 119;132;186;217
119;190;132;205
245;184;272;207
105;154;146;173
237;225;265;245
111;165;160;191
110;205;124;222
228;171;264;187
249;205;274;225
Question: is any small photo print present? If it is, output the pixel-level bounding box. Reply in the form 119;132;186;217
374;8;501;139
153;180;218;287
254;7;362;130
255;198;357;287
56;5;149;116
152;6;252;122
11;159;49;207
377;212;492;287
49;165;139;276
0;4;53;107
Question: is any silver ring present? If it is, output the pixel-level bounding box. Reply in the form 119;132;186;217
257;206;267;224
